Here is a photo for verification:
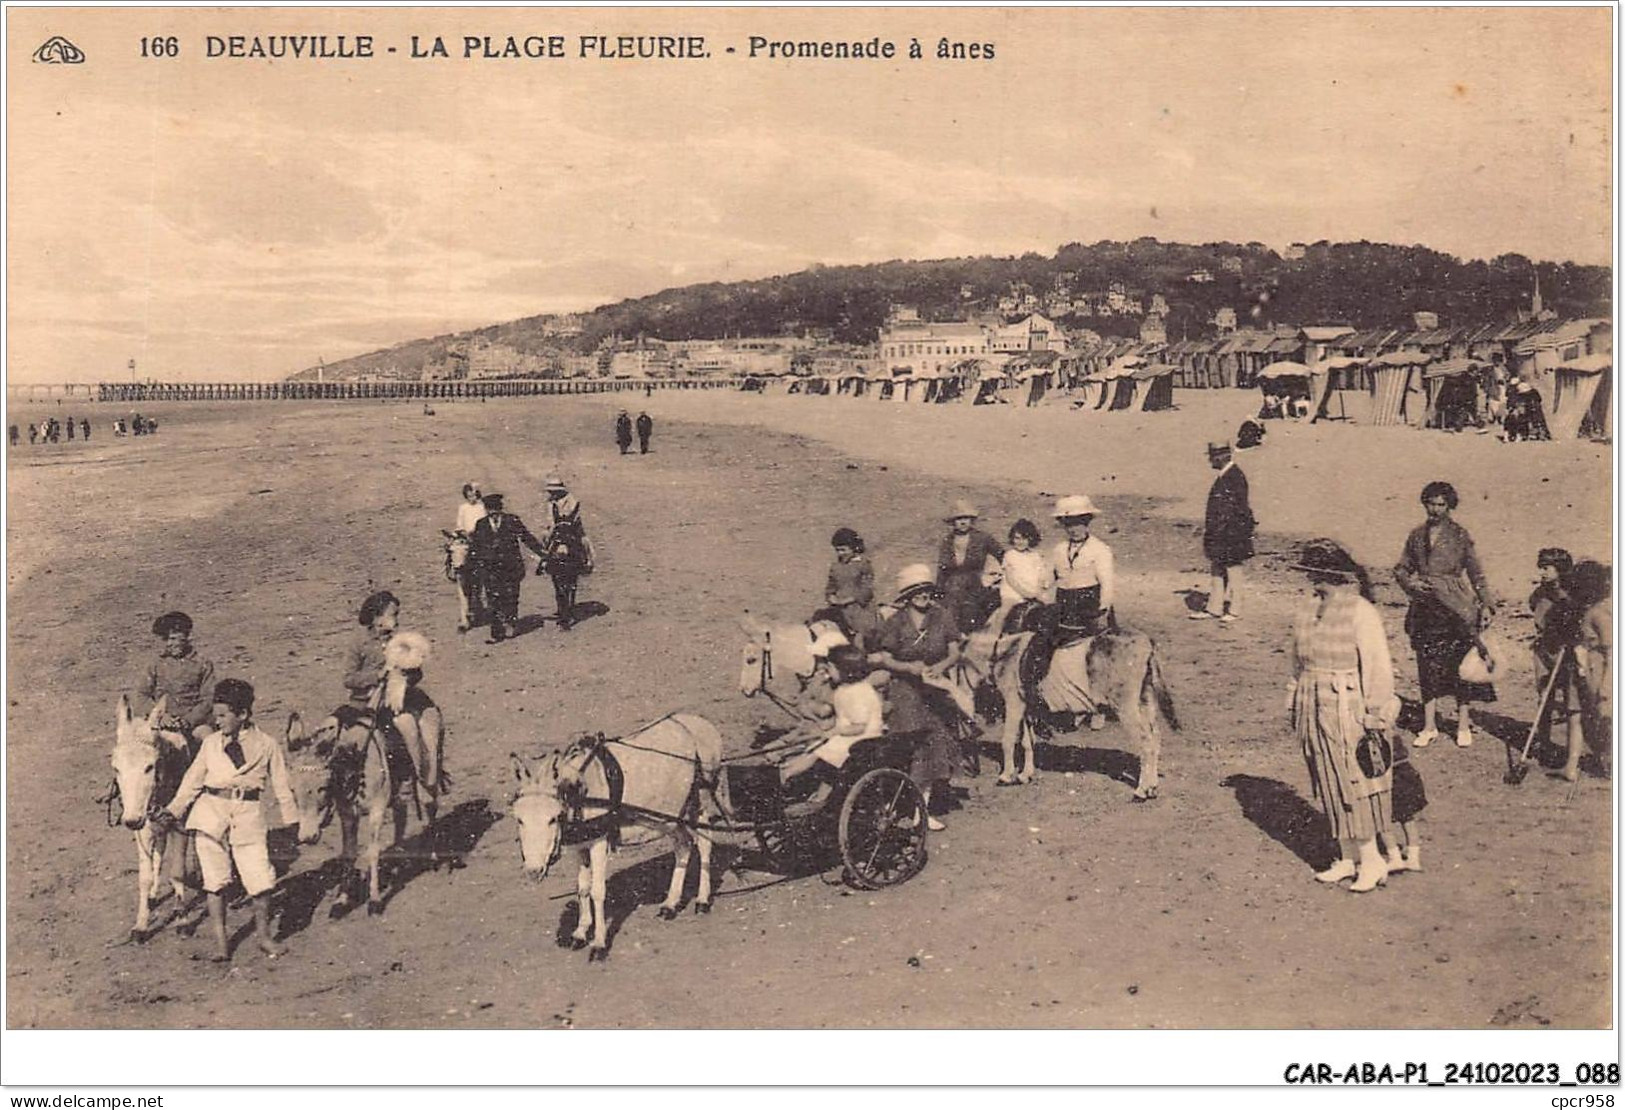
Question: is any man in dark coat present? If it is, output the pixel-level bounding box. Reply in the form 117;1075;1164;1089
1195;441;1254;622
615;410;634;455
935;500;1004;632
635;411;653;454
468;493;548;643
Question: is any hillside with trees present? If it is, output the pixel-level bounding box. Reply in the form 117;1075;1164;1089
292;240;1611;380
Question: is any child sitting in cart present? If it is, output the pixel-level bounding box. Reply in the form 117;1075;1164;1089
778;645;886;789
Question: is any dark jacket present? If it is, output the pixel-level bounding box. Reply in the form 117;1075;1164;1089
470;512;547;579
1203;464;1255;566
635;414;653;437
615;415;633;446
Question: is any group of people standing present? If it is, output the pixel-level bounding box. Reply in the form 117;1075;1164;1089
1286;480;1611;895
614;410;655;455
14;416;90;446
452;478;594;643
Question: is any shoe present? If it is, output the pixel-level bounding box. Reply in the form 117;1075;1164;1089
1314;859;1357;883
1218;613;1238;624
1413;729;1439;748
1385;849;1415;873
1350;862;1389;893
1402;847;1421;872
926;817;946;832
1188;611;1215;621
1454;726;1473;748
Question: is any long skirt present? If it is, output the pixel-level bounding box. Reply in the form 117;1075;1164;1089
886;676;958;788
1408;602;1497;705
1294;668;1392;843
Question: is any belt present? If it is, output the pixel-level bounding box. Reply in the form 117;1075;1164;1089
204;785;261;802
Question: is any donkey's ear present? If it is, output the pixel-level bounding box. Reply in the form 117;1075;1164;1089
510;752;533;782
735;612;762;638
116;694;133;726
146;696;169;727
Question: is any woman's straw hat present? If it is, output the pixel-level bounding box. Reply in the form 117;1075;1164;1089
1052;494;1099;520
894;563;938;603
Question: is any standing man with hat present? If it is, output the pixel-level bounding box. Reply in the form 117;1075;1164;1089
935;499;1004;633
540;475;595;631
635;411;654;454
468;493;549;643
615;410;634;455
1195;440;1255;623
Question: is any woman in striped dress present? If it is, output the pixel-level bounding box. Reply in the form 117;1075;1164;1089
1288;540;1401;893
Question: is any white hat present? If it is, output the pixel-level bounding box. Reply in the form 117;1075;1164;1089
944;499;980;522
1053;495;1100;520
544;475;568;490
807;621;850;659
894;563;938;603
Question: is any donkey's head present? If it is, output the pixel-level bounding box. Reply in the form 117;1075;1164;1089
510;751;569;879
110;695;167;829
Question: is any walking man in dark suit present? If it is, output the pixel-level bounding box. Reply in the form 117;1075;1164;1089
635;411;653;454
469;493;548;643
1195;441;1254;623
615;410;634;455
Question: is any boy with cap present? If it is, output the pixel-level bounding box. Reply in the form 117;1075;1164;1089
132;611;217;753
1195;440;1255;623
154;679;301;960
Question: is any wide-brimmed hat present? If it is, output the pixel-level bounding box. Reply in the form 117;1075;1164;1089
544;475;568;491
1052;495;1099;521
894;563;938;603
1207;440;1232;454
944;499;979;522
481;493;505;511
1289;539;1362;580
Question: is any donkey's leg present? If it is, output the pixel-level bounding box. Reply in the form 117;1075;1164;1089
146;827;168;904
997;670;1025;783
365;785;389;914
133;828;154;938
693;828;714;913
658;824;692;920
456;578;471;631
571;850;593;948
1020;717;1039;784
587;839;611;961
1123;662;1162;802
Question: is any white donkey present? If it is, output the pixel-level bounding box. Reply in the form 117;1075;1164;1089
107;695;189;940
510;714;723;962
442;530;476;632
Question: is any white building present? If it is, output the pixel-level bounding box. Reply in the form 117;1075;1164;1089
990;313;1067;353
878;317;992;375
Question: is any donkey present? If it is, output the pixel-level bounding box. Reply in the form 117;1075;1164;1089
957;622;1179;800
510;714;723;962
108;695;191;939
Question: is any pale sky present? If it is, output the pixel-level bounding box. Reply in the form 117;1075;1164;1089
6;6;1613;382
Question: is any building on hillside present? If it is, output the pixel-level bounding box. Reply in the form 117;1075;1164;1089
1186;269;1215;284
1282;243;1307;261
990;313;1066;354
1221;256;1244;274
878;315;992;376
1149;293;1170;317
1412;311;1440;332
1213;307;1239;333
1139;315;1168;345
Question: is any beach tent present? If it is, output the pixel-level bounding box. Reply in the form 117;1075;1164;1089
1314;356;1372;422
1256;360;1331;421
1132;363;1178;412
1549;354;1612;440
972;365;1011;405
1368;350;1431;426
1421;358;1487;429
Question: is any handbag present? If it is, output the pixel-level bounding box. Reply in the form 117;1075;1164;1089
1356;728;1393;780
1458;636;1500;684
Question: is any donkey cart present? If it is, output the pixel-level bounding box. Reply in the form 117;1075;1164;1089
715;733;930;890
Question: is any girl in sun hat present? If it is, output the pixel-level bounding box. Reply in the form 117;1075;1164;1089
935;499;1004;633
1287;539;1400;894
871;564;965;830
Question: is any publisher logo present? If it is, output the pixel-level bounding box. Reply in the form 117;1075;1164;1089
32;36;85;64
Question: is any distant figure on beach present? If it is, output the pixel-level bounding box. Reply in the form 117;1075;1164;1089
615;410;633;455
1236;418;1265;449
81;418;90;441
636;411;653;454
26;424;36;446
8;425;17;448
644;382;653;398
65;417;75;441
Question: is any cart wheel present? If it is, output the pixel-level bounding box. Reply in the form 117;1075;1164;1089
839;768;928;889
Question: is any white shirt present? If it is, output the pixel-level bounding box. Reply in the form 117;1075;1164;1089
456;501;487;534
1051;535;1116;610
1000;548;1054;605
813;681;886;769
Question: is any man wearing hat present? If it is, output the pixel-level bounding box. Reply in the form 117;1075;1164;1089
468;493;549;643
540;476;595;631
935;499;1004;633
635;410;654;454
615;410;634;455
132;610;217;752
1195;441;1255;623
